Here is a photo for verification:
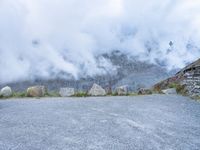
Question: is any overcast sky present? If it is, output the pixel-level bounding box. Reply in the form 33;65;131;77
0;0;200;83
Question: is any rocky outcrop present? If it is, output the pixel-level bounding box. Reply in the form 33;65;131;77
59;88;75;97
115;85;128;95
0;86;12;97
88;83;106;96
180;75;200;97
154;58;200;97
27;86;47;97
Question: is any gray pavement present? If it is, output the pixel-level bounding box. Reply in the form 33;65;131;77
0;95;200;150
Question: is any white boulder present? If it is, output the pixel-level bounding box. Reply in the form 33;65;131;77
27;86;47;97
162;88;177;95
59;88;75;97
88;84;106;96
0;86;12;97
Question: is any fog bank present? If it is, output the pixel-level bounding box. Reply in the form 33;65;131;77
0;0;200;83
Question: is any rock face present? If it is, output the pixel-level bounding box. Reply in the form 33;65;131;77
27;86;47;97
180;75;200;97
59;88;75;97
88;84;106;96
115;85;128;95
162;88;177;95
0;86;12;97
154;58;200;97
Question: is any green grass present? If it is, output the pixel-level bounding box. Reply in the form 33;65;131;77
13;92;27;98
72;92;89;97
128;93;139;96
45;91;60;97
107;92;118;96
168;83;178;88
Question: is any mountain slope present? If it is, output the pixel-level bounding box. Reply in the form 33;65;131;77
1;51;172;92
154;58;200;97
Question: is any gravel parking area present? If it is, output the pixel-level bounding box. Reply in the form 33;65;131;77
0;95;200;150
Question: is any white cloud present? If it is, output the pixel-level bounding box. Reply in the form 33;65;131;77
0;0;200;83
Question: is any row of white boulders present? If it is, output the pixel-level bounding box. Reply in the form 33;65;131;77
58;84;129;97
25;84;129;97
0;86;12;97
27;86;47;97
0;84;134;98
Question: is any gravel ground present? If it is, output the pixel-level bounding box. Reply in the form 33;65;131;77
0;95;200;150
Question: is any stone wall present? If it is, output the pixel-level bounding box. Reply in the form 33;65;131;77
181;72;200;97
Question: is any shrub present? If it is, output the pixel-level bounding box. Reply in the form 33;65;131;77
168;83;178;88
176;84;188;95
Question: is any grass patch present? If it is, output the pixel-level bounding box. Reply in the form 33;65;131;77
107;92;134;96
13;92;27;98
168;83;178;88
107;92;119;96
128;93;139;96
45;91;60;97
72;92;89;97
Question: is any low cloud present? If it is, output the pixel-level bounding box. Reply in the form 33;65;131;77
0;0;200;83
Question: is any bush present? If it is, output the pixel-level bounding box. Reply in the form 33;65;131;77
176;84;188;95
168;83;178;88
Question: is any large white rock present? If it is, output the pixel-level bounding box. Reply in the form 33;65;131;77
88;83;106;96
115;85;128;95
162;88;177;95
27;86;47;97
59;88;75;97
0;86;12;97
